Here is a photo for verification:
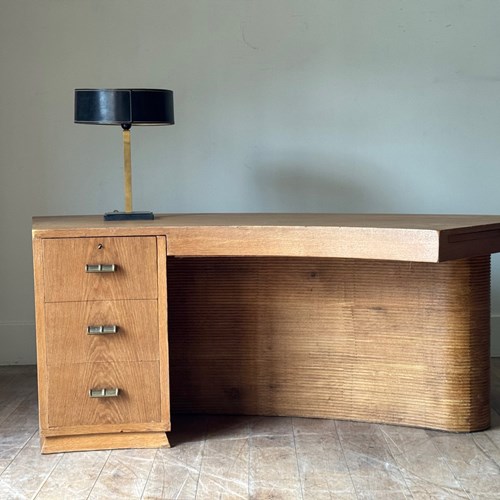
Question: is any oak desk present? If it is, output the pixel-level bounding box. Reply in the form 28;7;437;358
32;214;500;453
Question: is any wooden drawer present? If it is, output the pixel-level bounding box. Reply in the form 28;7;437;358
47;361;161;428
42;237;158;302
45;300;159;364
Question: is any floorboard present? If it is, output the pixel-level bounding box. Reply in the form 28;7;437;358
0;361;499;499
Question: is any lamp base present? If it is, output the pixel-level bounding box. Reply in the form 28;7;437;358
104;211;155;221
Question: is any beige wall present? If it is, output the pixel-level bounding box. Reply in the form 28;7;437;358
1;0;500;363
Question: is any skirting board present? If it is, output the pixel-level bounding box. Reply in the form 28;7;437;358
0;322;36;365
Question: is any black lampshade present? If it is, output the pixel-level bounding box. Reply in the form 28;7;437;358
74;89;174;126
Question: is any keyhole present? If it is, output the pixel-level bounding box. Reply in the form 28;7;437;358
97;243;103;250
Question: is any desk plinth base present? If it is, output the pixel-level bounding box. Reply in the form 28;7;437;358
40;432;170;454
168;256;491;432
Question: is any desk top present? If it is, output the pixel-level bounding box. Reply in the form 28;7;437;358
32;213;500;262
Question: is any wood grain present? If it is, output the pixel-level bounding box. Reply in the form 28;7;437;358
44;300;159;364
32;237;49;432
34;233;171;453
32;213;500;262
41;431;169;454
166;226;440;262
32;215;499;447
157;236;170;431
47;361;161;428
42;236;158;302
168;256;490;432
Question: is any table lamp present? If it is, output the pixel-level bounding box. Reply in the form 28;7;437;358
74;88;174;221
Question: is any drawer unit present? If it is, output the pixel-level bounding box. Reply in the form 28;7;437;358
33;234;169;454
45;300;159;364
43;237;158;302
47;361;162;428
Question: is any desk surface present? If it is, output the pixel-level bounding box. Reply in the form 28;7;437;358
32;213;500;262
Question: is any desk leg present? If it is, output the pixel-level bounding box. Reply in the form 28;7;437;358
168;256;490;432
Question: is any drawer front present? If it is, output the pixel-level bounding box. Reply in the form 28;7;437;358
43;237;158;302
47;361;161;428
45;300;159;364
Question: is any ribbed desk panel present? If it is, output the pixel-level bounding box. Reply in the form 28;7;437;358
168;256;490;432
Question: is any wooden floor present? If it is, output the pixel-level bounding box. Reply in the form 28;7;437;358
0;363;499;500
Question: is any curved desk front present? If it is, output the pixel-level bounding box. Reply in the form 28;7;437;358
32;214;500;452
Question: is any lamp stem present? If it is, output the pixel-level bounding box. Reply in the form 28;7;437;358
123;128;132;213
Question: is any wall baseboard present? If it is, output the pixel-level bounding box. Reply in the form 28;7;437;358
0;321;36;365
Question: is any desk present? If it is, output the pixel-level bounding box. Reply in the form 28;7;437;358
32;214;500;453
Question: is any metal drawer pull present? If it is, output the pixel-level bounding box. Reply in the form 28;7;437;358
87;325;118;335
89;388;120;398
85;264;116;273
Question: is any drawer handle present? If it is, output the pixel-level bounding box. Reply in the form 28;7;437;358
87;325;118;335
85;264;116;273
89;388;120;398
